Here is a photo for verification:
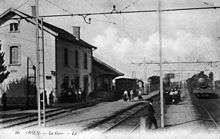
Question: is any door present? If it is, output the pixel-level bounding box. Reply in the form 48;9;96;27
83;75;89;96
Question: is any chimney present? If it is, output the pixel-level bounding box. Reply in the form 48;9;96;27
31;6;36;17
72;26;80;40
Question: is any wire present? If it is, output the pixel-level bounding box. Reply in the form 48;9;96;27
91;17;116;24
82;0;136;40
121;0;140;11
192;0;215;6
82;0;117;25
15;0;30;10
43;0;73;14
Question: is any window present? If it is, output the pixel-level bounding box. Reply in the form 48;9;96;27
10;46;19;65
10;23;19;32
75;50;79;68
64;48;68;66
84;53;88;69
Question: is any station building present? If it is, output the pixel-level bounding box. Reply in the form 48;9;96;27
0;8;97;105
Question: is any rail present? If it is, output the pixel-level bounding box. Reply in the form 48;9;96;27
196;103;219;129
103;103;149;133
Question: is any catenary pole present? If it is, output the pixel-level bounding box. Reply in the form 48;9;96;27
157;0;164;128
34;0;41;127
41;18;46;127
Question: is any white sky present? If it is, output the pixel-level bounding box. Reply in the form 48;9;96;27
1;0;220;81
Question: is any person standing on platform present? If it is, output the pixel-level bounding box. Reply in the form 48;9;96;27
138;90;143;100
49;91;54;106
147;98;158;129
78;88;82;102
127;89;131;101
75;89;79;103
1;92;7;110
123;90;128;101
130;89;134;101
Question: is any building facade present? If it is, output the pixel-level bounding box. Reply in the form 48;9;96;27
0;8;96;105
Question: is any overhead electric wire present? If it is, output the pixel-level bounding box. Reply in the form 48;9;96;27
82;0;116;25
9;5;220;22
43;0;73;14
121;0;140;10
15;0;30;10
192;0;215;6
82;0;137;40
36;6;220;18
131;60;220;65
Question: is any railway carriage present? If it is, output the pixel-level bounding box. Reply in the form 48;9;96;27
114;78;144;99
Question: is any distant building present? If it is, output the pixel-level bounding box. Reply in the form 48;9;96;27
0;8;96;105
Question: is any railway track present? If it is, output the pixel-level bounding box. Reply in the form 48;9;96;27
87;102;155;134
197;104;218;128
96;103;149;133
191;94;219;129
0;107;76;129
0;101;99;129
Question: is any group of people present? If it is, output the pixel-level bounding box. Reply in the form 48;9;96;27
165;87;181;104
122;89;144;102
122;89;134;101
61;87;85;103
60;79;87;103
72;88;84;103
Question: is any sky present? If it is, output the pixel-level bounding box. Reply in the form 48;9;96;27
0;0;220;81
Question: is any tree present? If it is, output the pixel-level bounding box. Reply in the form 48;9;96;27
0;52;9;83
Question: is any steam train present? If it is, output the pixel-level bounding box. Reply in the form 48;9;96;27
186;71;217;98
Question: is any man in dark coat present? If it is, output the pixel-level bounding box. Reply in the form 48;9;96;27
147;98;158;129
49;91;54;106
1;92;7;110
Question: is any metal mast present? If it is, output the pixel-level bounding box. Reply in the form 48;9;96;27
34;0;46;127
34;0;41;126
157;0;164;128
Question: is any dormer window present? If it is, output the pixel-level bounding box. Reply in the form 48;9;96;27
10;23;19;32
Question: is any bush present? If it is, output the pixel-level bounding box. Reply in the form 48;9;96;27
5;77;37;107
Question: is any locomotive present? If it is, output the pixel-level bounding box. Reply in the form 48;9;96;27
186;71;217;98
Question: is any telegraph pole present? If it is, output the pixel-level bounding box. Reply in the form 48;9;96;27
157;0;164;128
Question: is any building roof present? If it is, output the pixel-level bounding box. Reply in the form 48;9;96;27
92;57;124;78
0;8;97;49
